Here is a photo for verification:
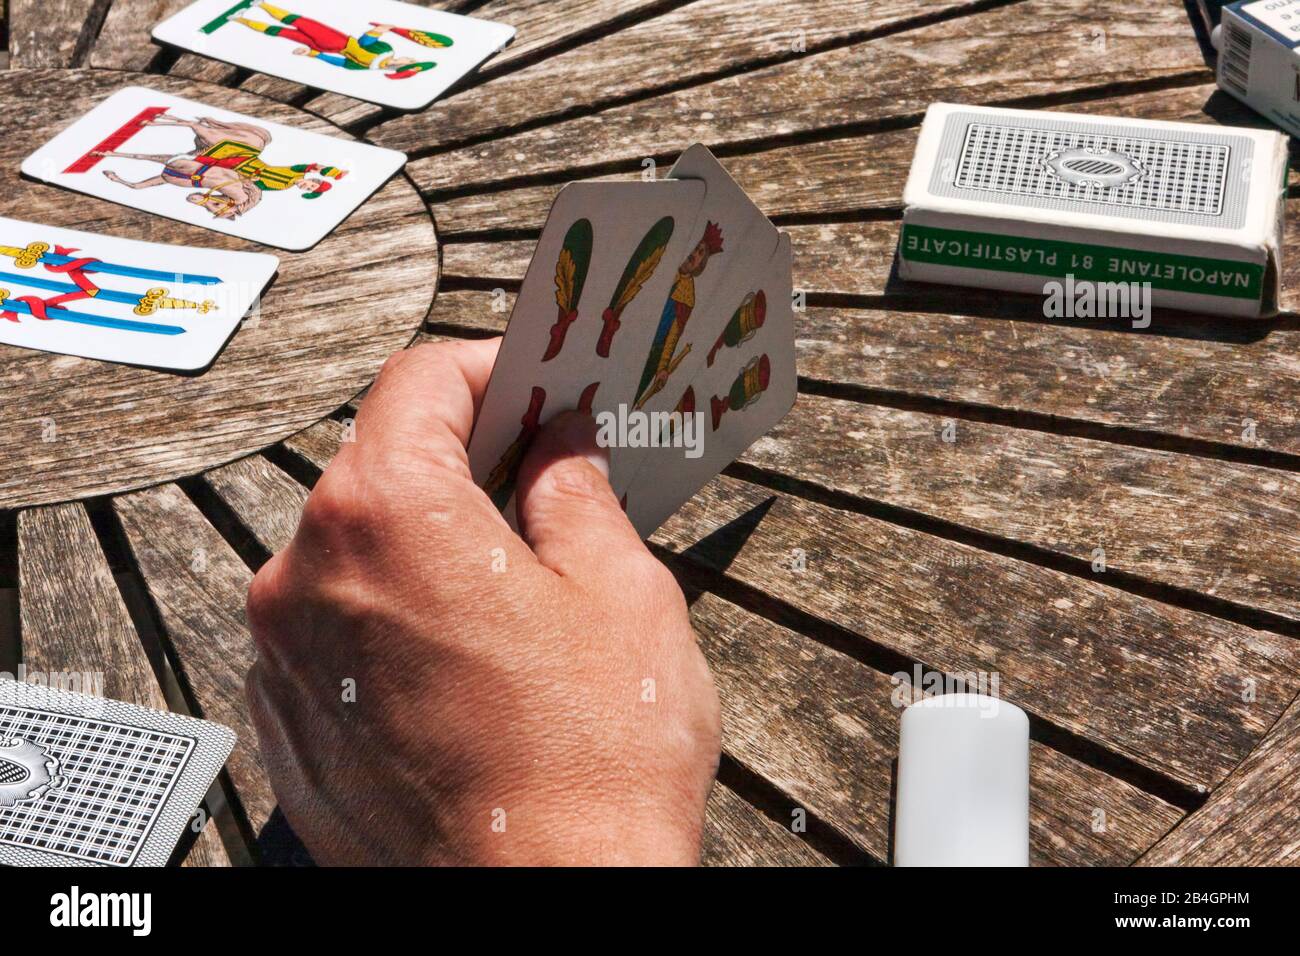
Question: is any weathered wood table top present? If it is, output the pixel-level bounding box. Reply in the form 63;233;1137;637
1;0;1297;867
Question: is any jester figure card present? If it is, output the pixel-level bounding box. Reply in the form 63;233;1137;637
0;215;277;370
22;86;406;250
153;0;516;110
0;679;235;867
468;146;796;538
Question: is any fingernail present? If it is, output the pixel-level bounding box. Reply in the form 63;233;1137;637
552;410;609;479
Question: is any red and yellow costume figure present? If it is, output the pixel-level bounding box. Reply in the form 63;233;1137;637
234;4;449;80
170;139;344;198
633;221;724;409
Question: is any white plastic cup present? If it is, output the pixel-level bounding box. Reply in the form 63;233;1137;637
894;693;1030;866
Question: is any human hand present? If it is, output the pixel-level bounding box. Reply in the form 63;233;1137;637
246;340;721;866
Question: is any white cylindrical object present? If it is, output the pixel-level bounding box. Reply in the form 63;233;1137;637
894;693;1029;866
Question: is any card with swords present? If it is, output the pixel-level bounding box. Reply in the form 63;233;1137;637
467;145;796;538
0;215;277;370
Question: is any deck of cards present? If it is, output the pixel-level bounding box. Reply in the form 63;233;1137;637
467;146;796;538
153;0;515;110
1214;1;1300;138
899;103;1288;318
0;679;235;867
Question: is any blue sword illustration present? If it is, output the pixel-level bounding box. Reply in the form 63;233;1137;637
0;288;185;335
0;241;223;285
0;269;217;315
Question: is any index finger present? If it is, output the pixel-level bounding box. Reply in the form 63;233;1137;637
345;337;501;481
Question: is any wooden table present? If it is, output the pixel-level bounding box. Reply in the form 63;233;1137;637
1;0;1297;867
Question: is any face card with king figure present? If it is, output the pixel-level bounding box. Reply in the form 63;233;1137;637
22;87;406;251
0;215;278;370
0;679;235;867
622;233;796;538
468;179;710;520
609;144;782;499
153;0;516;111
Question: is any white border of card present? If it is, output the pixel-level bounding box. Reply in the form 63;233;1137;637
0;216;277;370
22;87;406;251
153;0;516;110
0;679;236;867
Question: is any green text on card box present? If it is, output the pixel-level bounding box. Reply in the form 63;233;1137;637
899;224;1265;301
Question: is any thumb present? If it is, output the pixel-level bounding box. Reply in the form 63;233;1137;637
514;410;647;578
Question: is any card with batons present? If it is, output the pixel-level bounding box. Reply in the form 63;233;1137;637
0;678;235;867
622;233;796;538
153;0;515;111
0;215;278;370
22;86;406;251
467;178;710;519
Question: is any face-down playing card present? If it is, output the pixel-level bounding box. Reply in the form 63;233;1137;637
21;86;406;251
0;679;235;867
153;0;516;111
0;215;278;370
622;233;796;538
467;178;709;518
609;145;782;498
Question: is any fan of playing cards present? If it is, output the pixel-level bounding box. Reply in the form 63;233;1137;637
467;146;796;538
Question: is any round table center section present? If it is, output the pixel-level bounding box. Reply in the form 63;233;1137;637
0;70;437;510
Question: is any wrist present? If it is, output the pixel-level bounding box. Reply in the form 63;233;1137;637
442;791;705;866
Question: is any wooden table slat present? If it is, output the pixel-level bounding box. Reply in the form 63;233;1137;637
89;0;190;71
701;778;834;866
1138;692;1300;865
282;418;348;474
203;455;309;556
692;591;1184;865
652;475;1300;793
113;483;275;835
8;0;105;68
391;0;1209;197
418;81;1263;240
751;395;1300;625
17;501;232;866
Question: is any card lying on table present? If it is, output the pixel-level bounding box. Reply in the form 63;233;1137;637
0;215;277;370
22;86;406;251
154;0;516;110
0;679;235;867
467;145;796;538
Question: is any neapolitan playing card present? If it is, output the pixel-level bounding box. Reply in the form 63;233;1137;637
609;145;783;496
622;233;796;537
467;179;709;518
153;0;516;110
22;86;406;250
0;679;236;867
0;216;277;370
